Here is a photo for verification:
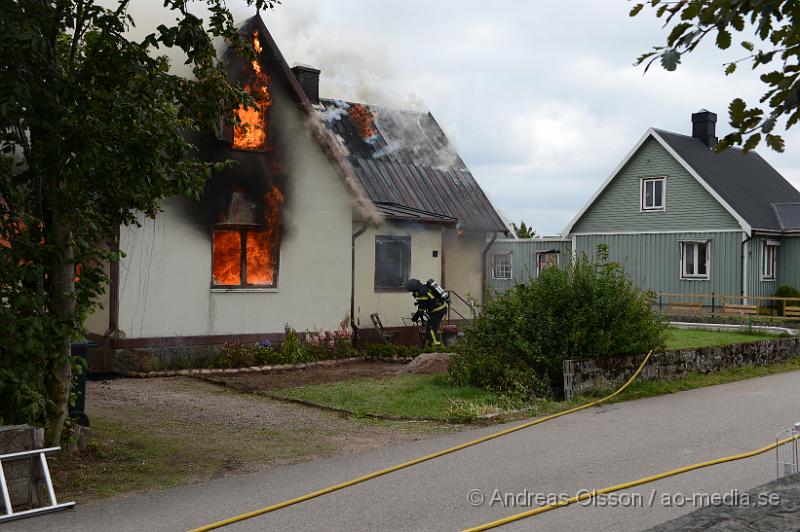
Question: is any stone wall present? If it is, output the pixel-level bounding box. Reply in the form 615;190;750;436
563;337;800;400
0;425;44;511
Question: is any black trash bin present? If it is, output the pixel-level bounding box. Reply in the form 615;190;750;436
70;340;97;427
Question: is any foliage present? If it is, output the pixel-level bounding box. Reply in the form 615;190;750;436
217;343;258;369
280;326;315;364
775;284;800;314
630;0;800;152
511;220;536;239
449;246;666;396
0;0;279;443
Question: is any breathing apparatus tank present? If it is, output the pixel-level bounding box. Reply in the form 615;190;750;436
426;279;450;304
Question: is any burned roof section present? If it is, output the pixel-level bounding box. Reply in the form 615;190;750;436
317;99;507;232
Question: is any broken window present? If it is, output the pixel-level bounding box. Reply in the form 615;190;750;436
537;251;559;273
212;186;284;289
375;235;410;290
212;229;279;287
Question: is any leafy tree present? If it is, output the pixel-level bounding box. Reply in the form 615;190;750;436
0;0;278;444
630;0;799;152
511;220;536;239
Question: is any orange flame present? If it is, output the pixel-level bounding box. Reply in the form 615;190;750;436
233;31;271;151
348;104;376;140
212;231;242;285
212;186;285;287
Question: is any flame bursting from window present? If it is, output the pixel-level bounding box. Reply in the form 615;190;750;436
233;31;271;151
348;104;376;141
212;185;285;287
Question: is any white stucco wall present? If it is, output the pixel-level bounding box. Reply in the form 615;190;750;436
442;230;487;317
352;222;443;329
116;107;354;339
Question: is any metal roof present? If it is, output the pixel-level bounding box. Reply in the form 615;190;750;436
656;129;800;232
317;99;507;232
373;203;457;224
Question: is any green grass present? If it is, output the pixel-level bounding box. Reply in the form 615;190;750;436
272;326;797;424
664;327;775;350
271;374;509;422
50;410;334;501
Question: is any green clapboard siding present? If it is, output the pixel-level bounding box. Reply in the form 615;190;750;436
778;235;800;290
575;232;743;296
572;137;740;234
747;235;779;298
486;239;572;294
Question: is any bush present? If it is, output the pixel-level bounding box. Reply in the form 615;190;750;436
280;326;315;364
449;247;666;397
217;343;258;369
775;285;800;315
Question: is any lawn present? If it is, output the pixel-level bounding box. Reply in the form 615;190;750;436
272;327;792;422
271;374;507;422
664;327;775;350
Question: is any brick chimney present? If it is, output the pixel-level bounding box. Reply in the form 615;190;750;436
291;64;321;105
691;109;717;149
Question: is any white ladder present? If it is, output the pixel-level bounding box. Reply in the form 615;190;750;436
0;446;75;522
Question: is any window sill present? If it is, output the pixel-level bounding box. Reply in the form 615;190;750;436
211;287;278;293
761;278;776;282
680;277;709;281
492;277;512;281
374;287;407;293
641;208;665;212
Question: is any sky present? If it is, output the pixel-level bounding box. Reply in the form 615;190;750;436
127;0;800;235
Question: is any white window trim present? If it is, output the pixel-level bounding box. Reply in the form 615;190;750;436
491;252;513;280
640;177;666;212
535;250;560;274
761;240;778;281
679;240;710;280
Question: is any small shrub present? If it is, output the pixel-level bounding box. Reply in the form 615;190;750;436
281;326;314;364
775;285;800;315
217;343;258;368
255;346;285;365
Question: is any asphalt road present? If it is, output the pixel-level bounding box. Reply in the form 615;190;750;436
10;370;800;532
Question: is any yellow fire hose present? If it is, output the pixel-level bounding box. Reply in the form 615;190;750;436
463;433;800;532
190;351;654;532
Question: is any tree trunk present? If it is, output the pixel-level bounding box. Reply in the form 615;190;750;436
44;214;75;446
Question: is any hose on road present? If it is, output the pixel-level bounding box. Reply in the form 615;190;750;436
463;433;800;531
189;351;654;531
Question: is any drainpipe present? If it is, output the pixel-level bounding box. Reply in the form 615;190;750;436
481;232;499;306
741;233;752;302
351;224;368;347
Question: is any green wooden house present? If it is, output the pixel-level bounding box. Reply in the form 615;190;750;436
487;111;800;302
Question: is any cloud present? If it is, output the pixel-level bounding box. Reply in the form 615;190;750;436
119;0;800;233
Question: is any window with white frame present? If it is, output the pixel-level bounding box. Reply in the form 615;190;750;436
491;253;512;280
641;177;665;211
680;240;709;279
537;251;559;273
762;240;779;280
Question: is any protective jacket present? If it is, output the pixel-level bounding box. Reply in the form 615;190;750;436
405;278;448;346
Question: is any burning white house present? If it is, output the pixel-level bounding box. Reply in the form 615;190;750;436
84;14;507;369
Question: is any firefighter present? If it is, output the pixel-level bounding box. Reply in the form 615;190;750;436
405;278;449;347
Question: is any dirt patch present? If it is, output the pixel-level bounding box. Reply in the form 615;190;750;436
205;361;407;392
399;353;452;375
51;376;456;502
